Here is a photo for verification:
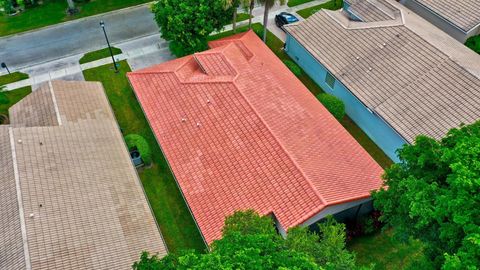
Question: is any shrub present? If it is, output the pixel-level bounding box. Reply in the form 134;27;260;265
0;86;9;105
283;60;302;76
465;35;480;54
316;93;345;120
125;134;152;165
360;215;375;234
0;0;14;14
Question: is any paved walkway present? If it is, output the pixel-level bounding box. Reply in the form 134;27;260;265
2;0;326;91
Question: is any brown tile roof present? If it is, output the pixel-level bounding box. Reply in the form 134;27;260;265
128;31;384;244
414;0;480;32
0;81;167;269
285;1;480;143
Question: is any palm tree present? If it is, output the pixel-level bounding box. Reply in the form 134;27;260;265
245;0;255;29
66;0;77;14
258;0;285;42
222;0;240;33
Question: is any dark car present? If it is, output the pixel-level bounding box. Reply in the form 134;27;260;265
275;12;299;30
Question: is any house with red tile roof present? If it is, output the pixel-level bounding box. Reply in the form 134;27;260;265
127;30;384;244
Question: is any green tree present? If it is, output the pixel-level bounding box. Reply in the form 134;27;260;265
258;0;285;42
245;0;255;29
152;0;233;57
373;121;480;269
133;210;364;270
0;0;14;14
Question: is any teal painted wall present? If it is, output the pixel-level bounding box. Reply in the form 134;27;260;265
285;35;407;162
343;1;363;21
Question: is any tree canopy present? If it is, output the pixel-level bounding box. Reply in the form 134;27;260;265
133;210;365;270
373;121;480;269
152;0;233;57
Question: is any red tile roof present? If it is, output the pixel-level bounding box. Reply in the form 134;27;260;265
128;30;383;244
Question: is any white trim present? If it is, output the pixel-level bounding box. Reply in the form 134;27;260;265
302;198;372;227
48;81;63;126
9;127;32;270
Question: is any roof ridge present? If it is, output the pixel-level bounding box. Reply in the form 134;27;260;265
230;77;327;206
8;127;32;270
48;81;63;126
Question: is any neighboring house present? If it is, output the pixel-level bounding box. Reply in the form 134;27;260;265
0;81;167;269
400;0;480;43
284;0;480;162
128;30;384;245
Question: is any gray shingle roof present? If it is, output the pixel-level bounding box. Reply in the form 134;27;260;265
414;0;480;32
286;0;480;143
347;0;396;22
0;126;26;270
1;81;167;269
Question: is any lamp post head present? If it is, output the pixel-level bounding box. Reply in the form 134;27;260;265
1;62;6;68
100;21;105;28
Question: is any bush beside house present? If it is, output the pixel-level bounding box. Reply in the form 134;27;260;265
465;35;480;54
125;134;152;165
283;59;302;76
316;93;345;120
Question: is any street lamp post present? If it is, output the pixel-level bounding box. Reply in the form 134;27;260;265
1;62;10;74
99;20;118;73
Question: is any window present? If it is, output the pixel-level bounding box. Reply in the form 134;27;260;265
325;72;336;88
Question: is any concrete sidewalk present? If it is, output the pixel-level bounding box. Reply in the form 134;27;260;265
3;35;173;90
2;0;326;91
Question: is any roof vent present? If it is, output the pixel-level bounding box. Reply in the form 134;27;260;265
368;67;373;72
356;56;360;60
29;213;34;218
207;99;211;104
181;118;186;122
197;122;201;127
17;139;22;144
382;43;386;46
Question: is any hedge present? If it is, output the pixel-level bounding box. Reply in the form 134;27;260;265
316;93;345;120
465;35;480;54
283;60;302;76
125;134;152;165
0;92;9;105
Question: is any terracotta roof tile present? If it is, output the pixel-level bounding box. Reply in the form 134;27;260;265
128;31;383;243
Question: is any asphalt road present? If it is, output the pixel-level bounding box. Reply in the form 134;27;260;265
0;5;159;70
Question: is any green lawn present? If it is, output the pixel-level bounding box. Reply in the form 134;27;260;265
211;23;393;169
79;47;123;64
465;35;480;54
0;87;32;116
236;13;252;23
297;0;343;18
348;229;433;270
83;61;206;254
0;0;150;37
287;0;315;7
0;72;29;86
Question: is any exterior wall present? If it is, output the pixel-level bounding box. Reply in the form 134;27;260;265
302;198;372;227
343;1;363;21
285;35;407;162
400;0;473;43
